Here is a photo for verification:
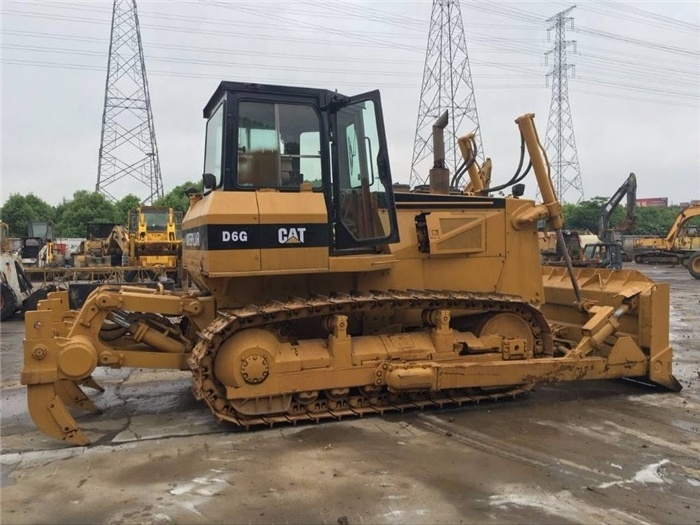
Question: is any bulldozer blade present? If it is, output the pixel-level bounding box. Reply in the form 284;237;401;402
55;380;101;413
79;376;105;393
27;384;91;446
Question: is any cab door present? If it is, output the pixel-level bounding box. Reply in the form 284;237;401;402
329;91;399;252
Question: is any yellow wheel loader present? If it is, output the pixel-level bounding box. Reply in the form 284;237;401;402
21;82;679;446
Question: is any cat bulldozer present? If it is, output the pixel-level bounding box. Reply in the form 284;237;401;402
21;82;679;446
126;205;182;280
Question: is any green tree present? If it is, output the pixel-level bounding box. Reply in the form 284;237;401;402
54;191;118;237
154;180;203;214
0;193;55;236
561;197;625;234
634;206;683;235
114;194;142;224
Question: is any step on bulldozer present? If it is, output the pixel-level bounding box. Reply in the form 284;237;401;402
22;82;680;446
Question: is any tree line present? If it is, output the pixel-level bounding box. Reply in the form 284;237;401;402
561;197;689;236
0;181;200;237
0;187;689;238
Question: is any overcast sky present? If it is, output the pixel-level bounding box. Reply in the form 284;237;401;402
1;0;699;206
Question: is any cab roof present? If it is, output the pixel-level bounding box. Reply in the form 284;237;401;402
203;81;344;118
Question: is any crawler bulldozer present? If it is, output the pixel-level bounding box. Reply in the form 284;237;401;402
126;205;182;279
21;82;679;446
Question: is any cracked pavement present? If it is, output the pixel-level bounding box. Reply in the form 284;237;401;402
1;264;699;524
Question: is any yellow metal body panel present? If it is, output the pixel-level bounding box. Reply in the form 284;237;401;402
183;191;260;275
182;192;543;309
257;191;329;272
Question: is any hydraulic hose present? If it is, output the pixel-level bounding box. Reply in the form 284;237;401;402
484;132;527;194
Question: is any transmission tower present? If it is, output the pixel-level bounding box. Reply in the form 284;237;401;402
96;0;163;204
544;6;584;203
409;0;484;188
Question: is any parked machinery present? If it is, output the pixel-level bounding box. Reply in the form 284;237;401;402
541;174;637;270
71;223;130;268
540;230;604;266
21;81;678;446
0;222;52;321
126;205;182;279
20;221;56;268
574;172;637;269
633;205;700;276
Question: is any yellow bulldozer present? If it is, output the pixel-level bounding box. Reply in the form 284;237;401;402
21;81;679;446
126;205;182;280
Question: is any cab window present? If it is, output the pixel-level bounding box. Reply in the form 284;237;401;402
335;99;391;242
237;101;322;188
204;102;224;185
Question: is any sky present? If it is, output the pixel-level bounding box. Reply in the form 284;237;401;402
1;0;699;206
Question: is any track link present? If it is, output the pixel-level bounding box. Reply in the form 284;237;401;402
188;290;552;428
634;252;685;265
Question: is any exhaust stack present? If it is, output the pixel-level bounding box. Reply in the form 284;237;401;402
429;110;450;194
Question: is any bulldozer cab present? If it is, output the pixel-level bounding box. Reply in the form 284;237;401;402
201;81;398;252
129;207;170;234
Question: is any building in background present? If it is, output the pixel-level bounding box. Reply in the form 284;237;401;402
637;198;669;208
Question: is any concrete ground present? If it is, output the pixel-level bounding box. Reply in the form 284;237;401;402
1;265;699;525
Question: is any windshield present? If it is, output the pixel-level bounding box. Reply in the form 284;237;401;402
144;211;168;232
237;101;322;189
87;223;116;239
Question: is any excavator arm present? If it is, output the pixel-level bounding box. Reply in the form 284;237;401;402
598;172;636;243
664;204;700;246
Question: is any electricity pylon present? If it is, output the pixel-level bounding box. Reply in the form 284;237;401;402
96;0;163;203
544;5;584;203
409;0;484;188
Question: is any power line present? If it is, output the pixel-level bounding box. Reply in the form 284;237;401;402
1;57;546;90
589;0;700;33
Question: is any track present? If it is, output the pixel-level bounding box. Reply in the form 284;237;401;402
634;251;686;265
188;290;553;427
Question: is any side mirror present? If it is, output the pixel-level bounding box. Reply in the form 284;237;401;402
512;183;525;198
183;187;199;197
203;173;216;190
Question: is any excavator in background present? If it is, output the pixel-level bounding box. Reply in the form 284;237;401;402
598;172;636;260
126;205;182;280
71;223;130;268
579;172;637;269
541;173;637;270
633;204;700;278
21;81;678;446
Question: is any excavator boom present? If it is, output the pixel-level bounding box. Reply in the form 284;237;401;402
599;172;636;242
